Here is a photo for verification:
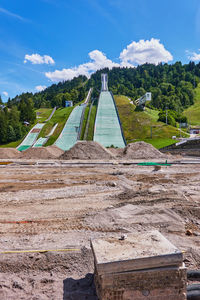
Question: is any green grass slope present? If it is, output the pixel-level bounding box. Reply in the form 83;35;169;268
0;138;25;148
184;83;200;126
86;103;97;141
80;106;89;140
35;108;53;123
115;95;188;149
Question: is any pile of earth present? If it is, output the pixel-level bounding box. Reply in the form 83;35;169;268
60;141;115;160
122;142;165;159
22;145;64;159
0;148;21;159
46;145;64;157
108;147;124;157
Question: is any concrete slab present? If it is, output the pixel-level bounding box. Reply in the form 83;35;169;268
91;230;183;275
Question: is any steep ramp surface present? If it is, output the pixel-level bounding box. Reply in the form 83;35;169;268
55;104;86;151
94;91;126;148
17;123;44;151
33;137;48;148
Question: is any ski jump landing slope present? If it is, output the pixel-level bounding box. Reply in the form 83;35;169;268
17;123;44;151
55;104;86;151
94;91;126;148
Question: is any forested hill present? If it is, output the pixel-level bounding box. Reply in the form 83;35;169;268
8;61;200;112
1;61;200;146
9;75;88;109
87;61;200;112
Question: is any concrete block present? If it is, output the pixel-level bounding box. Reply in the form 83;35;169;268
91;230;187;300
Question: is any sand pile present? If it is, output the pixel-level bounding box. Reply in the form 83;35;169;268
22;146;62;159
46;145;64;157
123;141;165;159
108;147;124;158
0;148;21;159
60;141;116;160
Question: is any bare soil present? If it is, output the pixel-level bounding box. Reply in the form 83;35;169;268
22;146;64;159
60;141;116;160
46;145;64;157
0;148;21;159
31;129;40;133
0;158;200;299
0;141;165;161
122;141;165;159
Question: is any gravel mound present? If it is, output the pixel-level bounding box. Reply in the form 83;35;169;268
60;141;116;160
46;145;64;157
108;147;124;158
0;148;21;159
123;142;165;159
22;147;62;159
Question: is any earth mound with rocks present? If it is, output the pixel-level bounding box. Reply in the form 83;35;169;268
0;148;21;159
60;141;116;160
122;141;165;159
46;145;64;157
22;146;64;159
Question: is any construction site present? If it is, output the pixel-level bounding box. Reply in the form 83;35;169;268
0;75;200;300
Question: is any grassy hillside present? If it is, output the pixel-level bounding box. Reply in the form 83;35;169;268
36;108;53;123
80;106;90;140
0;138;25;148
86;103;97;140
184;83;200;126
144;107;159;122
115;95;189;149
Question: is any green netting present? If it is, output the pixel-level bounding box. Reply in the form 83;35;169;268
18;145;30;152
55;105;85;151
17;123;45;151
94;91;125;148
137;162;171;166
22;133;38;146
33;137;48;147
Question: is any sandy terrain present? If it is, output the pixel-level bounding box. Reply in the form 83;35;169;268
0;158;200;299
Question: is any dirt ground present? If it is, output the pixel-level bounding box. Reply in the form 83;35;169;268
0;158;200;299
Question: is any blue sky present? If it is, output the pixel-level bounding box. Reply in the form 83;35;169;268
1;0;200;100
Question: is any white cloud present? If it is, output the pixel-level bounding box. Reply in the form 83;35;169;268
45;50;120;82
187;49;200;61
24;54;55;65
2;91;8;97
45;39;173;82
120;38;173;65
35;85;47;92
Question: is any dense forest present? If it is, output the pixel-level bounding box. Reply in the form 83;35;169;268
9;75;87;109
0;76;87;144
7;61;200;112
0;97;35;144
1;61;200;144
8;61;200;113
87;61;199;112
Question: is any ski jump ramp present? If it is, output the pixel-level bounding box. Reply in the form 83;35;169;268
94;91;126;148
17;123;45;151
55;104;86;151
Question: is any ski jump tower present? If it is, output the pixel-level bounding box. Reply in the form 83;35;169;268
101;74;108;91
